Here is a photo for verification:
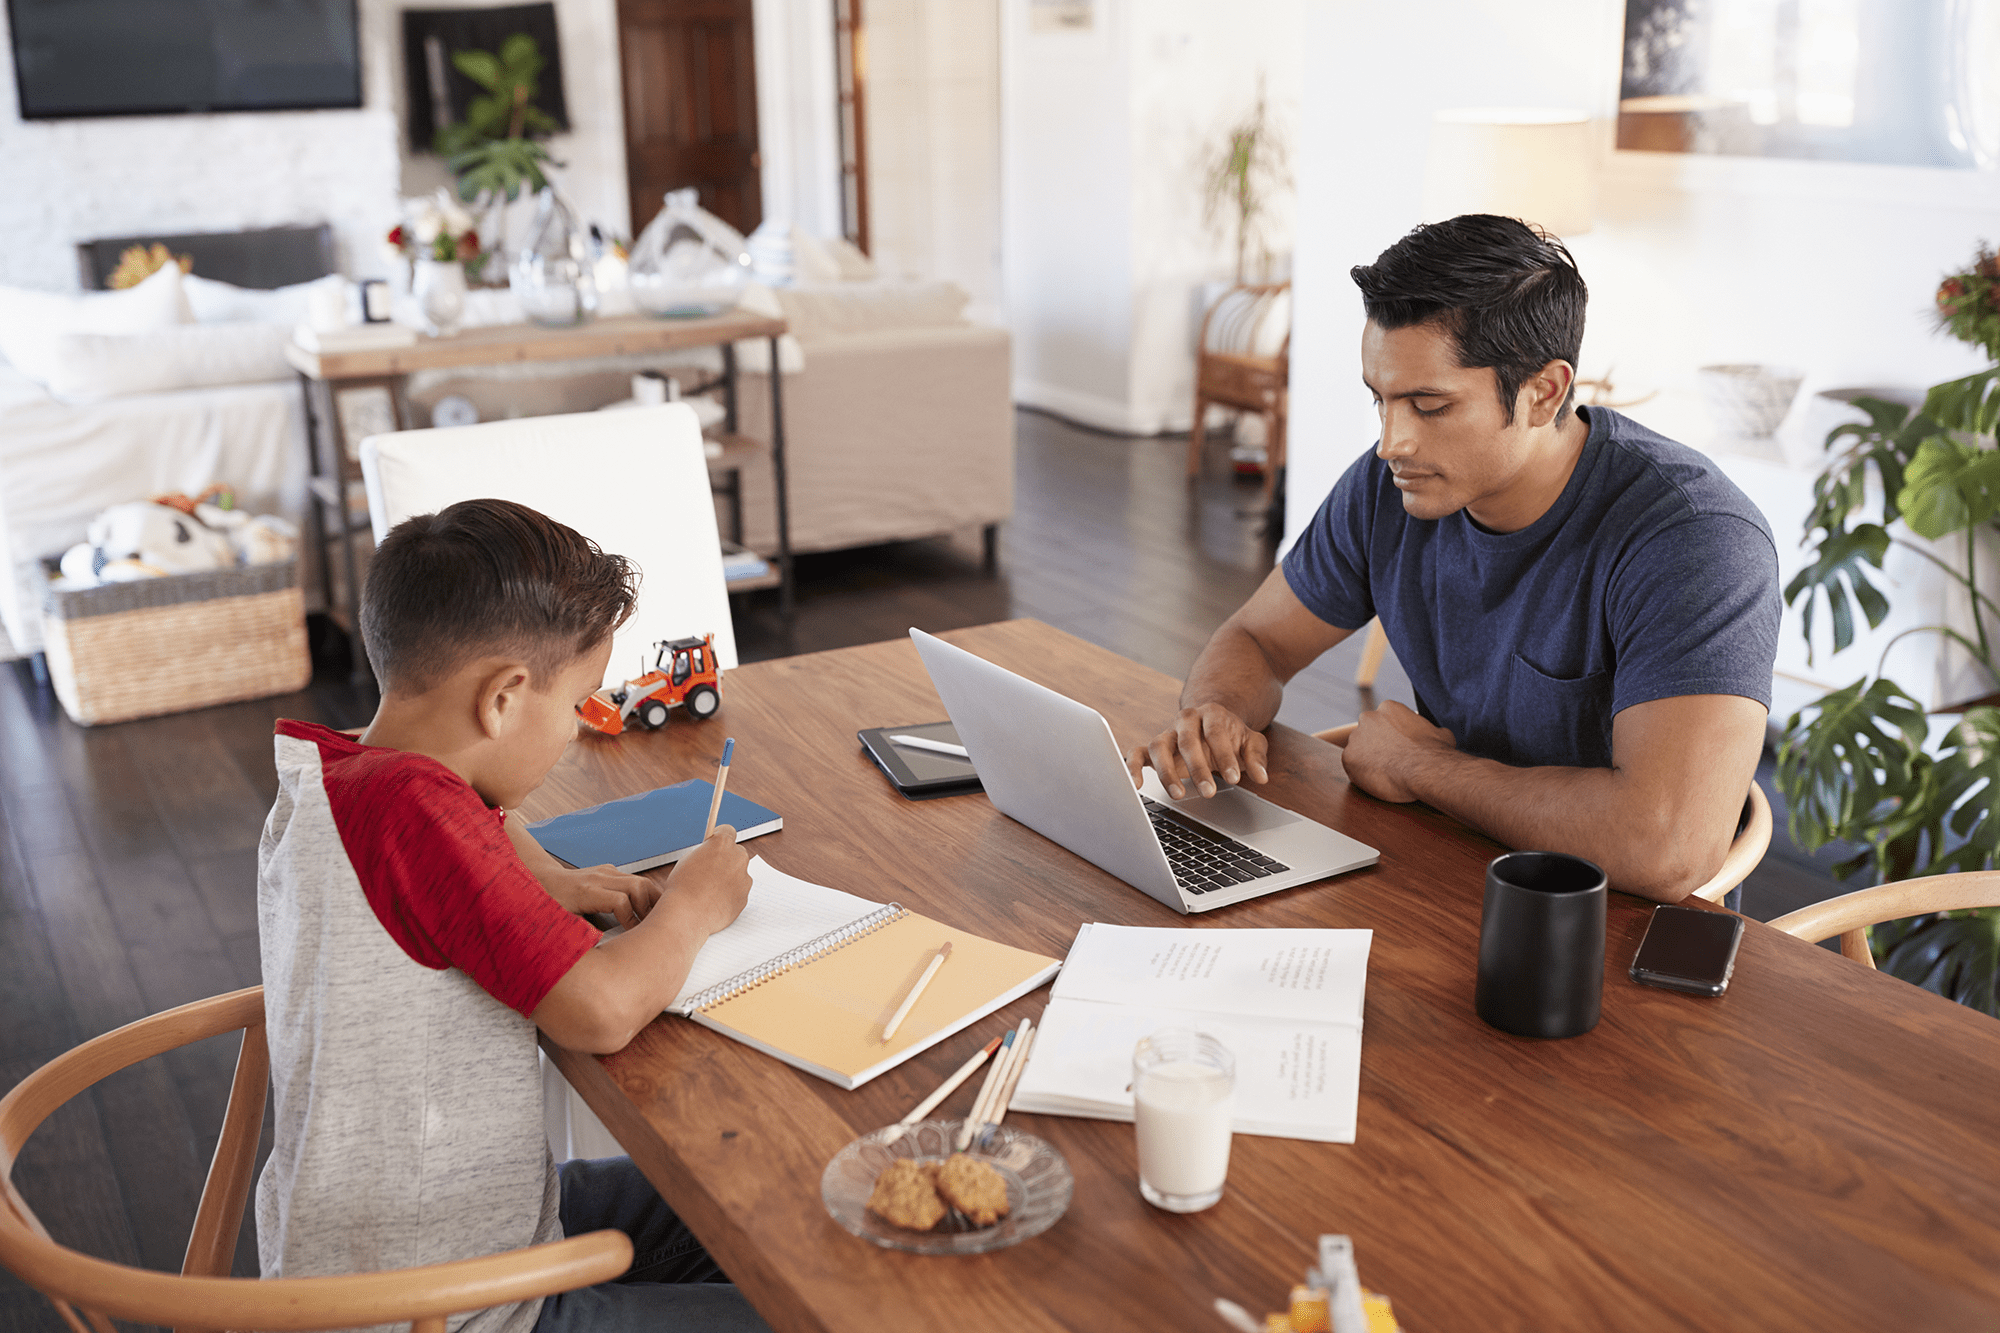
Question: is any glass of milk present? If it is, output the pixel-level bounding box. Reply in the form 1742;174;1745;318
1132;1028;1235;1213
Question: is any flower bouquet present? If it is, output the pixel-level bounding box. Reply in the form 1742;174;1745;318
387;189;489;283
1936;245;2000;363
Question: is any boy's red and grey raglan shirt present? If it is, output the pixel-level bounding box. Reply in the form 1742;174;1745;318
255;719;599;1333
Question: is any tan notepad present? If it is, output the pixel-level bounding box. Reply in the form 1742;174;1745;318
668;859;1062;1089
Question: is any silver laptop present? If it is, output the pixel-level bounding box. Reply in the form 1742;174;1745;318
910;629;1379;914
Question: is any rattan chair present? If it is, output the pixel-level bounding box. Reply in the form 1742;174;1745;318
1186;282;1290;505
1312;723;1769;904
1766;871;2000;967
0;987;630;1333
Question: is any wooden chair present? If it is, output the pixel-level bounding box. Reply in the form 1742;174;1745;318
1187;282;1290;505
1311;723;1770;905
1767;871;2000;968
0;987;631;1333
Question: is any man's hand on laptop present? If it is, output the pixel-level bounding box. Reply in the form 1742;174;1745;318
1336;702;1457;803
1126;703;1271;800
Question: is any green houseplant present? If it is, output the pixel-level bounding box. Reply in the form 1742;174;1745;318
434;33;562;209
1776;245;2000;1016
1201;79;1289;285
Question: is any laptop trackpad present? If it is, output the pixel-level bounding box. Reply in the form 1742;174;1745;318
1166;785;1300;838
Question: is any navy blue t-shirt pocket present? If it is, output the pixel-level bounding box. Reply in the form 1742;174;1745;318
1506;654;1615;770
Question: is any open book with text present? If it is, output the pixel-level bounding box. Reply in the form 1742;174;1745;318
663;858;1062;1090
1008;923;1373;1143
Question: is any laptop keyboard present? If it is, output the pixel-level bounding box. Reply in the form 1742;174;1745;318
1142;797;1290;894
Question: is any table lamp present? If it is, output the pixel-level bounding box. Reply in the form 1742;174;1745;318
1421;107;1596;236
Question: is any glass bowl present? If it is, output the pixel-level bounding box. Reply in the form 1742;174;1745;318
820;1119;1073;1255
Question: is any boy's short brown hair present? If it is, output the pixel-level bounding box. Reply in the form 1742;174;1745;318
361;499;639;693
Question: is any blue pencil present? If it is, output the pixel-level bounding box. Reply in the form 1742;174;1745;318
704;737;735;837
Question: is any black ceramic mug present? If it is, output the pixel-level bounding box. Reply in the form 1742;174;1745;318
1475;851;1607;1039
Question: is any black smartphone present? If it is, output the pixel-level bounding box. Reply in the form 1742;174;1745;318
856;721;983;800
1629;905;1745;997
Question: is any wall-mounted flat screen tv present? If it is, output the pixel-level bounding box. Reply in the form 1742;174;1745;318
8;0;362;120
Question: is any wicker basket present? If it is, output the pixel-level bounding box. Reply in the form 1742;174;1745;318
41;562;312;726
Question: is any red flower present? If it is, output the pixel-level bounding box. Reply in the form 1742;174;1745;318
456;232;481;261
387;224;406;248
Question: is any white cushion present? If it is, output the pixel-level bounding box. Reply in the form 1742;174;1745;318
823;235;878;282
358;404;738;680
772;280;970;342
40;321;294;404
0;264;192;383
789;228;844;284
184;272;346;325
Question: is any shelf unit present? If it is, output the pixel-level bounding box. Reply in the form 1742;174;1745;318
287;311;794;681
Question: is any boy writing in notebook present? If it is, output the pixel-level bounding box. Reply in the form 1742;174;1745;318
257;498;767;1332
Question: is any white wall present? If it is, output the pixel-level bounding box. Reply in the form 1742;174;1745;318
1001;0;1301;434
867;0;1003;317
0;0;629;291
1285;0;2000;545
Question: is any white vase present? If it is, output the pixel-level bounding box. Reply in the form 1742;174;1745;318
413;259;467;337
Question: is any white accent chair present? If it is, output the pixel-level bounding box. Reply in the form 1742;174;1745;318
359;404;737;685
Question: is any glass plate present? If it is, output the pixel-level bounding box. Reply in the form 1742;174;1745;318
821;1119;1074;1255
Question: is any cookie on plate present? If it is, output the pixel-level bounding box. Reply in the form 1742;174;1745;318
935;1153;1011;1226
866;1158;947;1231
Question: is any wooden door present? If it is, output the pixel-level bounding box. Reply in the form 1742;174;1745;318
618;0;762;239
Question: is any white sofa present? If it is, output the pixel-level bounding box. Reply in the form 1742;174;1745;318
0;364;310;657
401;279;1015;562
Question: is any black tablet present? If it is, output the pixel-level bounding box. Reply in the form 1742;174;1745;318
857;721;983;800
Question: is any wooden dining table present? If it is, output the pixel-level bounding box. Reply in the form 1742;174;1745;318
525;619;2000;1333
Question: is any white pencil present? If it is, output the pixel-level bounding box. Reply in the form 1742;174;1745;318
881;940;952;1043
889;733;970;758
986;1019;1038;1132
900;1034;1001;1126
961;1017;1032;1149
956;1027;1016;1150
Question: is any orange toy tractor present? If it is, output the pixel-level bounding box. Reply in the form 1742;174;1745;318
577;633;723;736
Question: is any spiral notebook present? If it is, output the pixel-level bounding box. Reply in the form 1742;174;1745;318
666;858;1063;1089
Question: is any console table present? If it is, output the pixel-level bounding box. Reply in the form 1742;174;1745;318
285;310;794;671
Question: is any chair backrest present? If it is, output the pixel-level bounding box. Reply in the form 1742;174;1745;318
0;988;629;1333
1765;871;2000;970
1198;282;1291;360
1686;783;1771;905
360;404;739;686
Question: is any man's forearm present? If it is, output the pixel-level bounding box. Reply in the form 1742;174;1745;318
1180;624;1289;731
1395;747;1725;902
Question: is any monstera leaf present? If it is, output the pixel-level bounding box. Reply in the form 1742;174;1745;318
1916;707;2000;875
1777;676;1932;860
1807;395;1931;535
446;136;556;202
1897;433;2000;540
1782;523;1891;661
1871;909;2000;1017
1924;366;2000;439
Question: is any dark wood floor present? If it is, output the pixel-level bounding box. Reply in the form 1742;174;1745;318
0;409;1847;1330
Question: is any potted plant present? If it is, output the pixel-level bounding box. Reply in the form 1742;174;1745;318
1776;244;2000;1015
434;32;563;252
1202;78;1289;285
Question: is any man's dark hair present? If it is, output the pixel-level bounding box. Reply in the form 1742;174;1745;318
1350;215;1587;424
361;498;639;693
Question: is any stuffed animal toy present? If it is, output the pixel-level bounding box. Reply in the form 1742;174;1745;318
56;496;299;588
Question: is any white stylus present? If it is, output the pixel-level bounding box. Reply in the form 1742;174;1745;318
889;734;970;758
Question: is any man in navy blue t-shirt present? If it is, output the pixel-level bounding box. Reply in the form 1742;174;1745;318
1127;215;1779;902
